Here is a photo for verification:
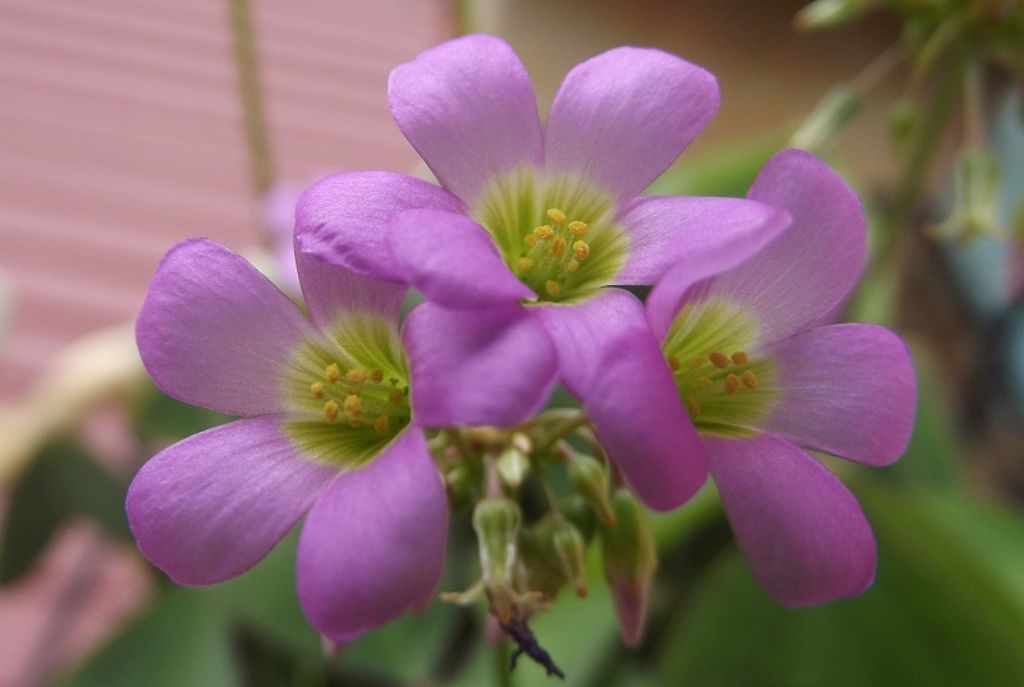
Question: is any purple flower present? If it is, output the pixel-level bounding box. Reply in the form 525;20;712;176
128;239;555;643
645;149;916;605
297;35;790;511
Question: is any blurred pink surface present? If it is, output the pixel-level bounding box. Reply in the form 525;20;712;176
0;0;453;399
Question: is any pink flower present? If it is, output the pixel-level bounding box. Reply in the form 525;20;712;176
297;35;789;511
646;149;917;604
128;240;555;642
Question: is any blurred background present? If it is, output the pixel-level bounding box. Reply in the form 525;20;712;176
1;0;1023;685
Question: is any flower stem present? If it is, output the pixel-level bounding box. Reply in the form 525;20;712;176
228;0;275;196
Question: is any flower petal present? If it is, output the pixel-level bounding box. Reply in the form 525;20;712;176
297;429;448;643
705;148;867;342
402;302;557;427
616;196;791;284
126;417;337;585
136;239;316;416
388;34;543;206
295;249;407;332
706;432;876;606
535;290;708;510
544;47;719;199
387;209;534;307
763;324;915;466
296;171;463;282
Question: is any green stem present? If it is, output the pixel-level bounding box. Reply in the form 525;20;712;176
228;0;275;196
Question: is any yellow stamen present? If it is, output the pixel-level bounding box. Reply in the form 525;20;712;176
545;280;561;297
685;397;702;417
524;234;539;249
347;368;368;384
697;377;713;391
533;224;554;240
370;369;384;383
323;400;340;423
552;236;567;257
349;417;364;428
708;351;729;369
568;220;588;236
567;259;580;272
373;416;390;433
388;389;405;405
667;355;681;370
742;370;758;389
689;355;705;369
325;363;341;383
546;208;567;224
310;382;325;399
572;240;590;260
518;256;535;272
724;374;740;394
343;394;363;416
731;351;749;365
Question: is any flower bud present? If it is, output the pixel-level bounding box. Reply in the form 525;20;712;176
443;464;477;509
790;86;861;153
935;147;1002;241
496;446;530;489
561;494;597;541
601;489;657;648
552;521;588;597
568;455;616;525
473;498;523;623
795;0;879;31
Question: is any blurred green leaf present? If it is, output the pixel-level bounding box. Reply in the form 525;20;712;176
63;589;241;687
134;385;231;445
1;439;129;583
645;141;780;198
656;485;1024;686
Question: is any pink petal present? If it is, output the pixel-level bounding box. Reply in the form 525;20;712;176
136;239;316;416
388;34;543;206
617;196;790;284
706;433;877;606
295;249;407;332
402;302;557;427
705;148;867;342
763;324;916;466
388;209;534;307
535;290;708;510
126;417;337;585
296;171;463;282
297;429;448;643
544;47;719;199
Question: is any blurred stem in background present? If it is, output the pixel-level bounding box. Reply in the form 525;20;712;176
228;0;276;197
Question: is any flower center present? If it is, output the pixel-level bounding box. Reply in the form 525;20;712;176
281;314;412;468
473;168;629;304
661;298;778;436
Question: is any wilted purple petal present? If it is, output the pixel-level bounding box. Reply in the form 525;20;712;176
126;417;337;585
136;239;315;416
388;34;543;206
706;432;877;606
297;429;448;643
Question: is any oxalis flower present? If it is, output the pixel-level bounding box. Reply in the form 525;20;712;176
644;149;916;605
297;34;790;511
127;239;555;642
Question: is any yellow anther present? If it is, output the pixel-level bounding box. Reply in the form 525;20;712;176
347;368;368;384
524;234;539;249
567;259;580;272
370;369;384;383
731;351;749;365
373;416;391;433
552;236;567;257
323;400;340;423
667;355;681;370
518;256;535;272
325;363;341;383
310;382;325;399
572;240;590;260
689;355;705;369
343;394;363;415
349;417;364;428
742;370;758;389
546;208;567;224
724;374;740;394
697;377;712;391
685;397;702;417
708;351;730;369
388;388;405;405
545;280;561;297
533;224;554;240
568;220;588;236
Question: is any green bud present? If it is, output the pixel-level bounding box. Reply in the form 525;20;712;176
443;464;477;509
552;521;588;597
561;494;597;541
790;86;861;152
568;455;616;526
795;0;879;31
935;147;1002;241
472;498;521;588
601;489;657;648
888;100;917;149
496;446;530;489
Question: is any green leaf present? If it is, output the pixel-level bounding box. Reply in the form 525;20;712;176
645;141;780;198
63;589;241;687
1;439;129;583
655;485;1024;687
134;385;231;445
